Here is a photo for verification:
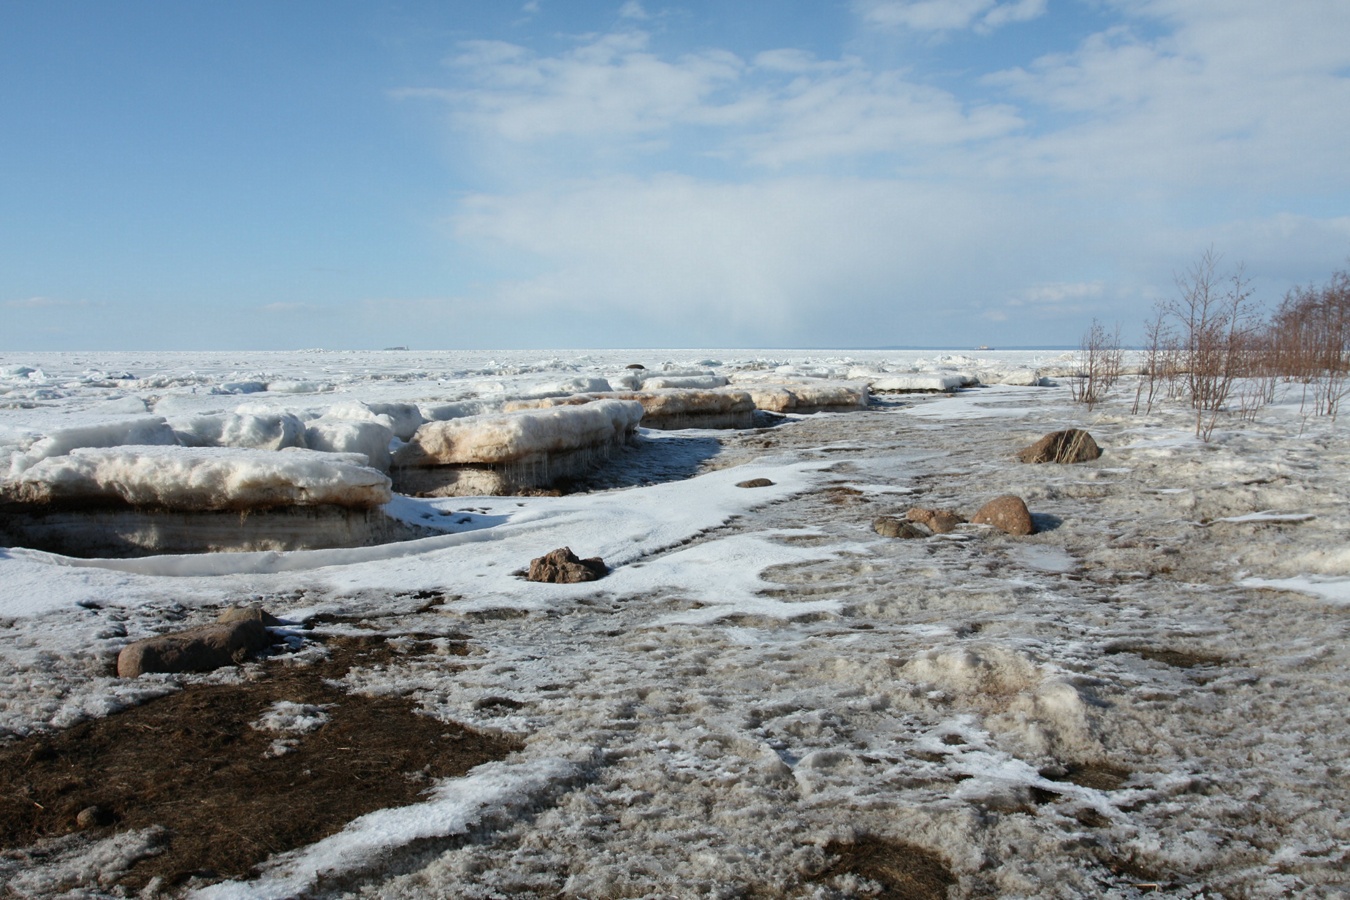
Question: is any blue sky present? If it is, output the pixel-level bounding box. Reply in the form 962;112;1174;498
4;0;1349;350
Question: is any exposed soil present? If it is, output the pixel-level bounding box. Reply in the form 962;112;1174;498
806;835;956;899
0;633;520;893
1105;644;1229;670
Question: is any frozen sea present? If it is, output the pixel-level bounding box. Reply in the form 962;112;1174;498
0;348;1347;898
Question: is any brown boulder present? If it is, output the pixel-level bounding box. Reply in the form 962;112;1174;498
1016;429;1101;464
217;605;284;627
904;507;966;534
736;478;775;488
971;495;1036;536
117;612;276;678
527;547;608;584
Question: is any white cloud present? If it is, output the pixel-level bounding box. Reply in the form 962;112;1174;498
981;0;1047;30
1020;282;1105;304
737;62;1022;167
4;296;97;309
985;3;1350;191
259;302;327;315
416;32;745;142
446;174;1081;345
396;4;1350;346
403;30;1020;168
618;1;648;20
856;0;1047;33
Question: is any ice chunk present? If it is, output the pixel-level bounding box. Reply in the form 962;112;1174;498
976;367;1045;387
1;445;391;511
265;380;335;394
212;380;268;395
506;389;757;430
420;399;498;422
363;402;426;441
520;376;614;398
172;411;307;451
305;414;395;471
395;399;643;467
9;417;178;475
739;382;869;413
640;374;729;390
869;374;966;393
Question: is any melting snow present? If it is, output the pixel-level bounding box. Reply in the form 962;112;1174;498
1;349;1348;897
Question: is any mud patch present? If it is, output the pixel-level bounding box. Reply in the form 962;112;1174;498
1040;761;1132;791
0;636;519;892
807;835;956;899
1106;644;1228;670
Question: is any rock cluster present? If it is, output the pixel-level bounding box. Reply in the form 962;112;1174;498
527;547;608;584
874;498;1036;538
869;430;1095;541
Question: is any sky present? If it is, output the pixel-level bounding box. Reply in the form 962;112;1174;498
3;0;1350;351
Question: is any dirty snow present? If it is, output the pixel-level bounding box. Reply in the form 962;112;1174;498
0;348;1348;898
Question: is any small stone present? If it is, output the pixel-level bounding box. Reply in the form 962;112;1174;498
76;805;112;829
904;507;966;534
1016;429;1101;464
873;516;931;539
527;547;608;584
971;495;1036;536
736;478;775;488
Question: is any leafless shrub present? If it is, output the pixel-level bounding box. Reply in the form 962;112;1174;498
1126;255;1348;432
1132;304;1179;415
1226;326;1279;421
1272;268;1350;425
1165;248;1261;440
1070;319;1123;409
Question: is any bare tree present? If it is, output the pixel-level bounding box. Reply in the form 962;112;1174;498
1132;304;1177;415
1166;248;1260;439
1071;319;1124;409
1274;267;1350;424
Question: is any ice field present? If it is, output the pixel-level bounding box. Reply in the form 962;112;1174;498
0;349;1347;898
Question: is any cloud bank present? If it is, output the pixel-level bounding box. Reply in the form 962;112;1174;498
390;2;1350;347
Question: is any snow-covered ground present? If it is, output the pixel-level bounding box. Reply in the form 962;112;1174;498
1;349;1347;898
